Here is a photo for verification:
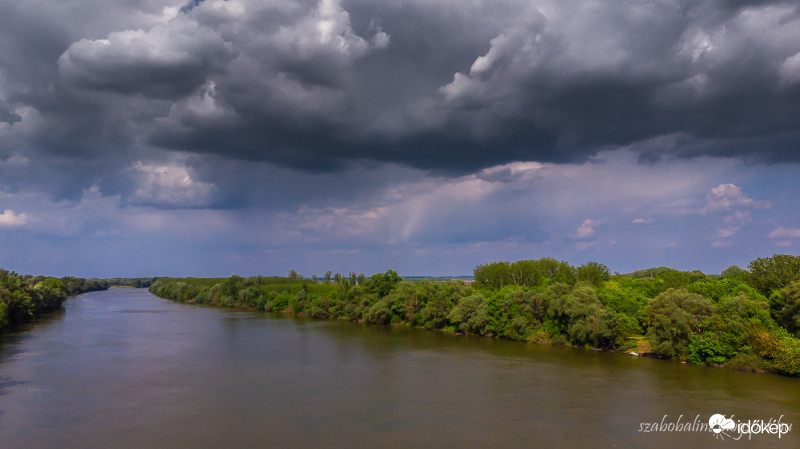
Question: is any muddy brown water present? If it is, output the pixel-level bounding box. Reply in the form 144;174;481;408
1;288;797;448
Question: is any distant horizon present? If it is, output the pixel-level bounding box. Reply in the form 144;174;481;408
5;253;789;280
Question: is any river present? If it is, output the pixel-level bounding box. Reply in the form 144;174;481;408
0;288;797;448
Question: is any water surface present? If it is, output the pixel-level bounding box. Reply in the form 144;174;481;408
1;288;797;448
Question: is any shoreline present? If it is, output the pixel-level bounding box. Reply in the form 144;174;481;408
151;288;792;378
146;259;800;379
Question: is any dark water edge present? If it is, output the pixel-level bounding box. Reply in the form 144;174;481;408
0;289;798;449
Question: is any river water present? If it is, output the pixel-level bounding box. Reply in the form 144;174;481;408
0;288;797;448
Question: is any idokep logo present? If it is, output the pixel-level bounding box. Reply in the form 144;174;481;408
638;413;793;442
709;414;792;441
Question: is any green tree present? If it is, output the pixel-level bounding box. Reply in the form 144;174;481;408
509;260;540;287
576;261;610;287
363;270;402;297
511;289;549;324
540;258;577;285
771;280;800;335
448;294;492;335
646;288;714;358
389;282;422;325
419;281;461;330
597;280;649;329
473;262;511;289
365;298;393;324
721;265;747;282
747;254;800;296
560;285;620;348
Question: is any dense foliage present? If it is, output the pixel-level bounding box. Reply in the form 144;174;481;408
106;278;157;288
149;255;800;377
0;269;108;332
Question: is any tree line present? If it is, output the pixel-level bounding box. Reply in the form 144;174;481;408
0;270;108;332
148;254;800;376
106;277;157;288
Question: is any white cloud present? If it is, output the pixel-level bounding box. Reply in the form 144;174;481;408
271;0;371;61
0;209;28;227
439;10;546;104
716;226;740;239
779;51;800;85
576;219;599;238
701;184;764;246
769;227;800;239
129;161;216;207
632;217;652;224
700;183;755;213
368;19;390;50
724;210;751;224
478;161;543;183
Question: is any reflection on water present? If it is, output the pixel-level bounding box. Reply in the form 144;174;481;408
0;289;797;448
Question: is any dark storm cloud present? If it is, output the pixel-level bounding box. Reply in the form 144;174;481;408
58;16;237;99
0;0;178;200
2;0;800;201
145;0;800;172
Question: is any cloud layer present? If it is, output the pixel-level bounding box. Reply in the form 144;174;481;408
4;1;800;176
1;0;799;276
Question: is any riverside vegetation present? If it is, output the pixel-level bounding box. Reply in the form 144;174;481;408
148;255;800;377
0;269;109;332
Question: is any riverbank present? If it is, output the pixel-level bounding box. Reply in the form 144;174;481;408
0;269;108;333
148;257;800;377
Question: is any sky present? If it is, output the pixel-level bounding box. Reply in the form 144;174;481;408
1;0;799;278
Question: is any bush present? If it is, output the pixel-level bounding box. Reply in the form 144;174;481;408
365;299;393;325
773;335;800;376
726;353;770;372
688;332;735;365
